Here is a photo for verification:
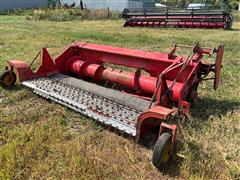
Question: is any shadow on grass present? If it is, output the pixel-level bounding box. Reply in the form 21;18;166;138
0;85;27;104
38;91;240;178
6;85;239;178
191;97;240;122
228;28;240;31
139;97;240;177
1;84;25;92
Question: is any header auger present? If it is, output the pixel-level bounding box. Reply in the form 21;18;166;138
0;42;223;168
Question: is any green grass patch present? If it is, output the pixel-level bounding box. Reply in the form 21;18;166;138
233;10;240;22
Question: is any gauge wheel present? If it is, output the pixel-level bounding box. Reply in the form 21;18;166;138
0;70;17;88
152;132;172;169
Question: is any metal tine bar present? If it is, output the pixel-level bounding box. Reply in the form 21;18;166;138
28;51;41;69
111;83;117;89
22;76;139;136
104;80;109;87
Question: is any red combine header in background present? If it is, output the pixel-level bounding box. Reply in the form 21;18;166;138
122;1;233;30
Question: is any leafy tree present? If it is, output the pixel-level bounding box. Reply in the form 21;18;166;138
230;0;239;10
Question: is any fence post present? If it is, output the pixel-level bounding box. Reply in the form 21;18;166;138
107;7;110;18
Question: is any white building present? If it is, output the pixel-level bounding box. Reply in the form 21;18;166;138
0;0;156;12
61;0;155;11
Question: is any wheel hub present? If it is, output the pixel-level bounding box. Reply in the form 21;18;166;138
161;143;170;163
3;73;14;86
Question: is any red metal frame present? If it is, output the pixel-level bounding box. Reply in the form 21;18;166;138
124;15;227;29
5;42;223;148
8;48;58;81
214;45;224;90
160;122;177;152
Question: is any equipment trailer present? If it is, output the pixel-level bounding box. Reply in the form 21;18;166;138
0;42;223;168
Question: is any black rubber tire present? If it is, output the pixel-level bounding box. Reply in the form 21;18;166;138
224;15;233;30
0;70;17;88
152;132;172;169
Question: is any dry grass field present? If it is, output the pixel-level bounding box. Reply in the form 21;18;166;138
0;15;240;179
